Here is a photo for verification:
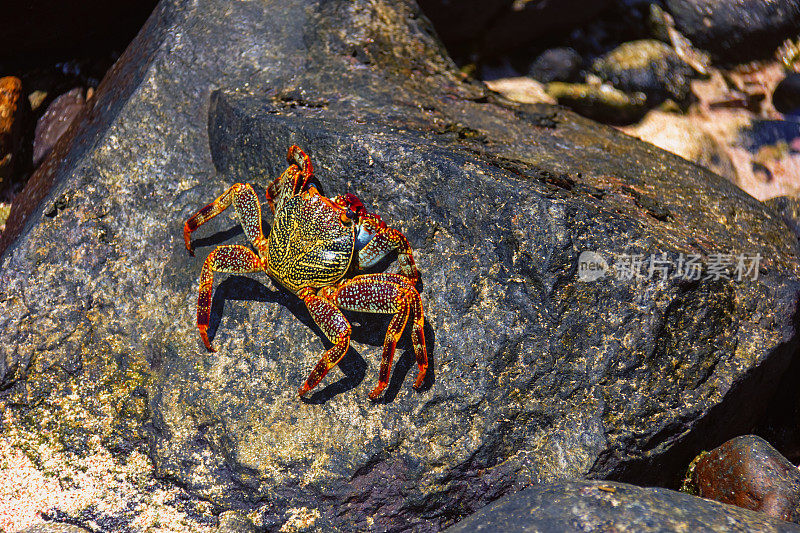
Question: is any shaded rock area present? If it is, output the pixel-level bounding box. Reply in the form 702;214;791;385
767;196;800;239
773;73;800;116
416;0;614;59
1;0;800;531
0;1;158;69
444;480;800;532
665;0;800;62
690;435;800;523
527;48;582;84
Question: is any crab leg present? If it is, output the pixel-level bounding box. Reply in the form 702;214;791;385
297;288;352;397
265;146;315;213
184;183;266;255
318;274;427;399
196;245;264;352
357;215;419;282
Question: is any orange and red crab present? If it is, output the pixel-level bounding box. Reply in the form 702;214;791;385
183;146;427;399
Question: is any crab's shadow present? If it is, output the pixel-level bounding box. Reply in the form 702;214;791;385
208;273;435;404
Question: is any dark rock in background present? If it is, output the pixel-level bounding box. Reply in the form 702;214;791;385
592;40;694;106
32;88;86;167
444;480;800;532
0;1;158;69
417;0;614;59
773;73;800;117
2;0;800;530
528;48;583;84
546;82;648;123
691;435;800;522
767;195;800;239
665;0;800;62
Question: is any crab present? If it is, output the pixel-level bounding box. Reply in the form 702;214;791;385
183;145;428;399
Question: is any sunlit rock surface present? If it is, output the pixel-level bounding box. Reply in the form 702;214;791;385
1;0;799;530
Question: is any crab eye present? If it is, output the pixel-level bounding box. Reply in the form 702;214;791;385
346;208;357;221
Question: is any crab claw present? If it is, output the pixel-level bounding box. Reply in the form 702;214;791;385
368;383;387;400
199;325;216;352
183;222;195;256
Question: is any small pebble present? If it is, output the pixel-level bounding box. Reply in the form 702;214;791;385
528;47;582;84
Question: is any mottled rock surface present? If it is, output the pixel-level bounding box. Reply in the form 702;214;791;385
691;435;800;522
16;523;91;533
767;196;800;239
1;0;800;531
444;480;800;532
592;40;694;106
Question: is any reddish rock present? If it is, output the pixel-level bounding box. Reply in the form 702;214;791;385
693;435;800;522
0;76;25;183
32;88;86;167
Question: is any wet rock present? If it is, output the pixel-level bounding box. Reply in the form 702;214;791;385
0;76;26;185
665;0;800;62
444;480;800;533
528;47;583;84
773;73;800;117
766;196;800;239
546;81;648;123
32;88;86;167
2;0;800;530
592;40;694;106
691;435;800;522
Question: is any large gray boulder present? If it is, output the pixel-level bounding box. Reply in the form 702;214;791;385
444;480;800;532
1;0;799;531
